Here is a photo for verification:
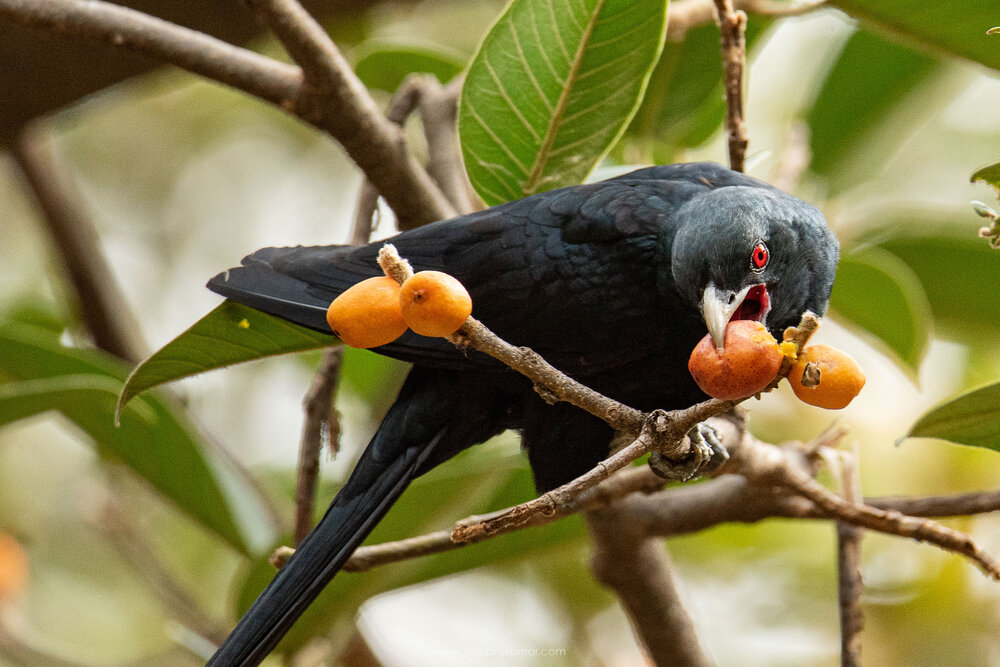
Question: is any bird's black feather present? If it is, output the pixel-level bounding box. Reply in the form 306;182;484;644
204;162;839;664
206;367;521;665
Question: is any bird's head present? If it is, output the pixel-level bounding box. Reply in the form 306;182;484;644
669;186;839;349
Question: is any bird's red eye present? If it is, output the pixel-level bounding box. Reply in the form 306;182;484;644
751;241;769;271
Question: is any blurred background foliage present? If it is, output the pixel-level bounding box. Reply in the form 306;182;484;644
1;0;1000;665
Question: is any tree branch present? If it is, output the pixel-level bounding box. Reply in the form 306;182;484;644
712;0;749;172
835;448;864;667
0;0;454;228
294;348;343;545
731;437;1000;579
419;76;481;215
241;0;456;228
344;461;1000;575
587;504;712;667
870;489;1000;517
11;123;148;363
283;251;1000;583
342;465;667;572
0;0;301;107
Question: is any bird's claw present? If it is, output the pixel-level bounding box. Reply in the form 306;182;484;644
648;422;729;481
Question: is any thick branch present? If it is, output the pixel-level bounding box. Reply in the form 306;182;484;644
0;0;454;228
242;0;455;228
587;505;712;667
0;0;302;106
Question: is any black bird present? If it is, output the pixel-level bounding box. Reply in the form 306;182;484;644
205;162;839;665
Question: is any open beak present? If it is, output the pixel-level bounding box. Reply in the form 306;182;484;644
701;283;771;350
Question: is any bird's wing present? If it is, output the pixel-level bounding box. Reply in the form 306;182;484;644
207;166;734;372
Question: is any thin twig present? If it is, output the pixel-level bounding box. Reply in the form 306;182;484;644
343;465;668;572
295;68;424;540
733;437;1000;579
293;348;343;545
836;447;864;667
0;0;453;228
870;489;1000;517
712;0;749;172
11;124;148;363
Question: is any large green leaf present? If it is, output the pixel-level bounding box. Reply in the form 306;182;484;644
906;382;1000;451
119;300;333;412
807;30;938;181
0;320;274;555
459;0;668;204
876;225;1000;338
828;0;1000;71
830;246;931;376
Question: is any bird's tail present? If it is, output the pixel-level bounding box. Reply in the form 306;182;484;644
207;368;509;666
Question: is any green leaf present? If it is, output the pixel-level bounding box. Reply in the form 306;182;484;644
627;21;770;157
830;246;931;376
807;30;938;181
0;320;274;555
972;161;1000;194
906;382;1000;451
459;0;668;205
354;43;466;92
827;0;1000;71
876;225;1000;338
0;375;153;426
119;300;333;412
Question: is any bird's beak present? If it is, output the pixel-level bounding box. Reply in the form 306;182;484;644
701;283;754;350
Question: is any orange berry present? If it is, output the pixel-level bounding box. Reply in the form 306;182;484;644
688;321;783;400
0;534;28;604
789;344;865;409
398;271;473;337
326;276;408;349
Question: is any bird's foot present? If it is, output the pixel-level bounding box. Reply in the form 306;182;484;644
648;422;729;481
